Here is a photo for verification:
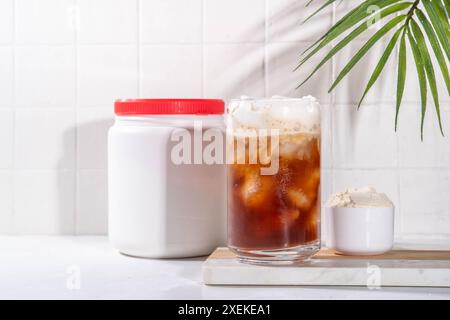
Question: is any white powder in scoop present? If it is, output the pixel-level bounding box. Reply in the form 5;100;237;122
327;186;393;208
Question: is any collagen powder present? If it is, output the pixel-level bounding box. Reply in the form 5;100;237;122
327;186;393;208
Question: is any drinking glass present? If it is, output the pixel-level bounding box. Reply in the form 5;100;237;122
227;97;321;264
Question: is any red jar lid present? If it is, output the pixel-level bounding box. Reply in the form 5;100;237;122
115;99;225;115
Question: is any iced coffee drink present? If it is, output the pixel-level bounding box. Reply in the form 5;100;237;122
227;97;321;264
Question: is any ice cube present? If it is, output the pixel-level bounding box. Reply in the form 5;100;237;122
296;137;318;161
278;208;300;226
279;142;299;160
304;168;320;191
287;188;313;211
241;171;273;209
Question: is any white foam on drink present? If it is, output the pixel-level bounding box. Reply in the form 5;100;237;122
227;96;321;134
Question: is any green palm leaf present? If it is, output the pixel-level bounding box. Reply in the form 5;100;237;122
410;18;444;136
303;0;339;24
299;0;401;67
422;0;450;63
431;0;450;53
416;9;450;96
296;2;412;85
298;0;450;137
300;0;344;55
407;25;427;140
396;30;407;131
443;0;450;18
358;28;404;110
329;14;408;93
433;0;450;30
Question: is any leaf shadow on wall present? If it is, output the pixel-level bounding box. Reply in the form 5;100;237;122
215;3;332;101
61;118;113;235
268;0;332;41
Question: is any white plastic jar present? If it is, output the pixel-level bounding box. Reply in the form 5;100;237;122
108;99;226;258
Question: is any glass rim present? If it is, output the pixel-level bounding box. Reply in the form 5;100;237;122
228;96;319;104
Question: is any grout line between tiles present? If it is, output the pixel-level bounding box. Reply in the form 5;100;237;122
330;2;337;195
40;40;346;47
13;43;79;47
396;117;403;236
137;0;141;97
11;0;16;234
4;40;327;46
73;0;79;235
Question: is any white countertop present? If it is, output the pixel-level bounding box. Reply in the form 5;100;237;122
0;236;449;300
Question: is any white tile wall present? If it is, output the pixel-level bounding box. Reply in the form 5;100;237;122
13;170;75;234
0;0;14;44
76;108;114;170
332;104;398;169
15;46;76;107
76;170;108;234
0;47;14;107
400;169;450;237
0;109;14;169
321;105;332;170
141;45;202;98
14;108;76;170
398;106;450;168
204;44;265;100
78;0;138;44
15;0;76;45
77;45;138;107
266;42;332;103
0;171;13;234
0;0;449;240
140;0;202;43
203;0;265;43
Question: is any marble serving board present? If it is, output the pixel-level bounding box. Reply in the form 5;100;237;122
203;247;450;287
